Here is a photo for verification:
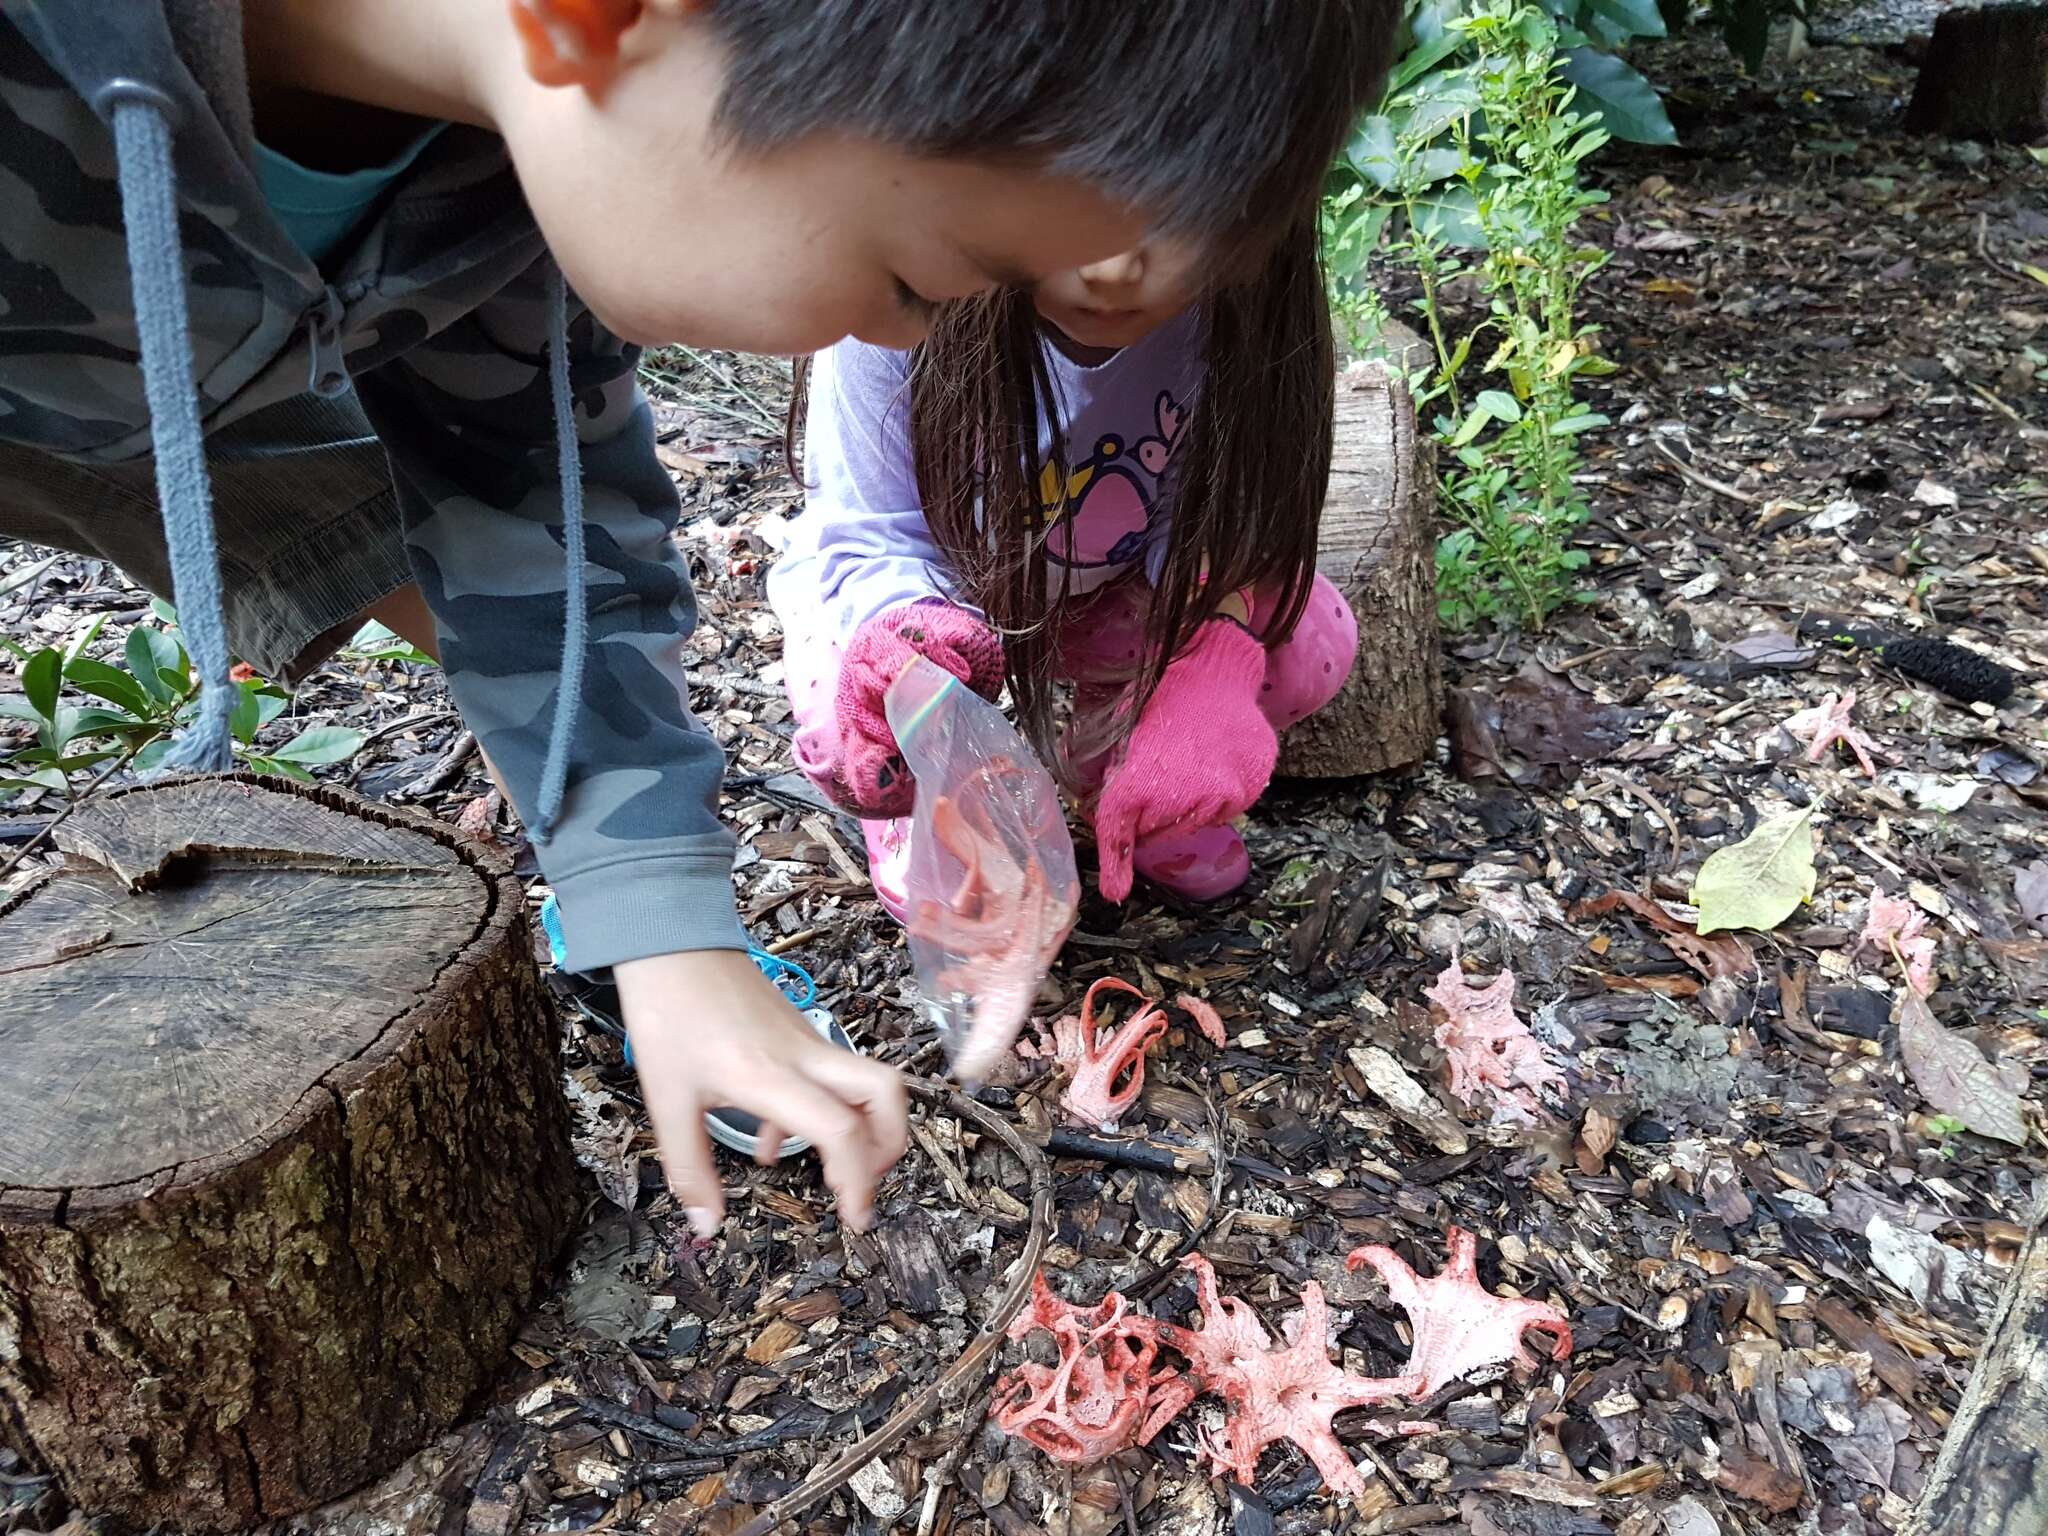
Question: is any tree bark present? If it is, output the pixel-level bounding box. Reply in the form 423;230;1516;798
1905;1192;2048;1536
0;774;578;1531
1904;3;2048;141
1276;334;1442;779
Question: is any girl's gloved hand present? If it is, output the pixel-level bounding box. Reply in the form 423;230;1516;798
820;602;1005;816
1093;617;1277;901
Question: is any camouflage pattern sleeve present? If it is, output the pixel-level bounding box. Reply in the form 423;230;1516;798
351;257;748;972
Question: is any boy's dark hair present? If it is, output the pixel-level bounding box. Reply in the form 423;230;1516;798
709;1;1399;243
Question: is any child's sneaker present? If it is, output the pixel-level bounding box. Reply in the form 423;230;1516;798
862;815;914;924
1131;823;1251;902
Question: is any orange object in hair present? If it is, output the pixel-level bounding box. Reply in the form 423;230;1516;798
510;0;640;88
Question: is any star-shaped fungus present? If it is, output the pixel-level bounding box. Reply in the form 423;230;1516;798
1345;1227;1573;1396
1425;960;1564;1122
1782;690;1881;778
1151;1256;1421;1499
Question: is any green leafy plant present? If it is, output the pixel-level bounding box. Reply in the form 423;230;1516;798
1365;4;1615;630
1;606;367;799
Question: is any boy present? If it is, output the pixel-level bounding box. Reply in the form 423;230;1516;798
0;0;1394;1236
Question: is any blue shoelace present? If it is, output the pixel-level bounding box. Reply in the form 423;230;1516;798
537;894;815;1065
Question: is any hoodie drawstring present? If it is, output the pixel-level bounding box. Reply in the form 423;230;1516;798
531;267;588;843
103;83;234;772
101;82;590;836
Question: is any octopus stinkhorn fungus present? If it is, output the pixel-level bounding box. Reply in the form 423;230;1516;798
1425;958;1564;1122
993;1271;1194;1463
1029;977;1171;1130
1345;1226;1573;1396
1152;1255;1420;1499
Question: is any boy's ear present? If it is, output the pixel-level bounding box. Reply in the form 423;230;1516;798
510;0;645;90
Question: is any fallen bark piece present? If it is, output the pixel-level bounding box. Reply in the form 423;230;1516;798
1153;1255;1420;1499
1027;977;1171;1130
1345;1227;1572;1396
1347;1045;1470;1155
993;1271;1193;1463
1424;959;1564;1122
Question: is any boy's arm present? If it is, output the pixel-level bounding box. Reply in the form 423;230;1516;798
351;261;745;971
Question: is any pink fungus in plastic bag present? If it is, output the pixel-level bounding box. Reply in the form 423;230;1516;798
1345;1226;1572;1396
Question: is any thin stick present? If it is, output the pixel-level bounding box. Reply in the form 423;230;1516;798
0;743;142;885
1652;438;1758;506
1591;769;1685;862
706;1078;1055;1536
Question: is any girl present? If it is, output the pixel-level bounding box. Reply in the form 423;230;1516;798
769;221;1359;914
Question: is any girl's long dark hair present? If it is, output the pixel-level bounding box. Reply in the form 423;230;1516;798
788;217;1334;781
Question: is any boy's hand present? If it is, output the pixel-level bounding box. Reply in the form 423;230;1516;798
614;949;909;1237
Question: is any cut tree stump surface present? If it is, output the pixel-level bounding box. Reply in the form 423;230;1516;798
1275;329;1441;779
0;775;578;1531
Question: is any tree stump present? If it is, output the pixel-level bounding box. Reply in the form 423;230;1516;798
1904;3;2048;141
1276;334;1442;778
0;775;578;1531
1904;1192;2048;1536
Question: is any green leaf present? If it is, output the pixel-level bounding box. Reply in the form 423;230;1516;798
0;698;43;723
1691;808;1817;933
1348;114;1402;190
64;613;108;662
132;738;173;775
21;648;60;722
64;656;154;719
1475;388;1524;423
7;746;121;774
1586;0;1668;40
0;768;68;796
1449;404;1496;448
48;705;141;750
268;724;368;765
126;627;183;704
1560;48;1677;145
243;754;316;783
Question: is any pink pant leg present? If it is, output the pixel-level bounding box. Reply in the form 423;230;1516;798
781;621;912;921
1253;573;1358;734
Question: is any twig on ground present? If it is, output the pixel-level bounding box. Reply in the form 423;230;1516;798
1653;438;1759;506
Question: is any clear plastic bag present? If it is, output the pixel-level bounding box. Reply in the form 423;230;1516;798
884;655;1080;1085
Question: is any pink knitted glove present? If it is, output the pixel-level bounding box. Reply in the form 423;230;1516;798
1093;618;1277;902
825;602;1005;816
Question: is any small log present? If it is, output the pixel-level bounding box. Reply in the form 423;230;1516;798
1276;327;1442;778
1904;2;2048;140
1904;1192;2048;1536
0;774;578;1531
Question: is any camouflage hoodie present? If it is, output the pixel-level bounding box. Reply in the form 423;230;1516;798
0;1;746;970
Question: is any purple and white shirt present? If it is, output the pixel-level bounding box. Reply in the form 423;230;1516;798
768;310;1203;650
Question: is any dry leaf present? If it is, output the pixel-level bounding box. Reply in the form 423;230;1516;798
1572;889;1756;981
1895;991;2026;1144
2017;860;2048;937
